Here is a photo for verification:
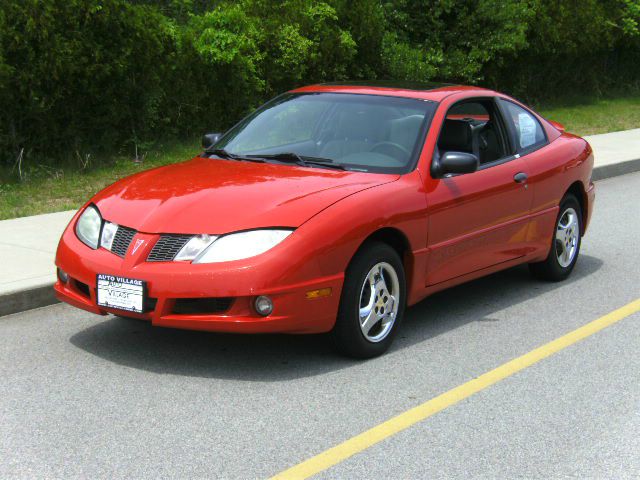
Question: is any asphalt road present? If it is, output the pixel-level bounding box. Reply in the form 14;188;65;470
2;172;640;479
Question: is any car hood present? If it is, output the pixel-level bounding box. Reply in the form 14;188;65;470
92;156;399;234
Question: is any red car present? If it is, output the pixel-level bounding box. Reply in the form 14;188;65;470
55;82;595;358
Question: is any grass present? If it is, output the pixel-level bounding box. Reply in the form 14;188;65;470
537;95;640;136
1;95;639;220
0;141;200;220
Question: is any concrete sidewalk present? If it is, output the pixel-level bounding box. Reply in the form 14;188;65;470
0;211;74;316
1;127;639;316
584;128;640;180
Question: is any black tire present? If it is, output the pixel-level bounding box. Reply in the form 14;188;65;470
529;193;582;281
332;242;406;359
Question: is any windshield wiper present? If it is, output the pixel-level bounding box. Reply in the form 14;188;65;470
206;148;265;163
247;152;347;170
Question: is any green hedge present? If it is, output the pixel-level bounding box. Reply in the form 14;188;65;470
1;0;639;168
0;1;180;165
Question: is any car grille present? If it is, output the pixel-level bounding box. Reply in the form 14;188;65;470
147;235;192;262
110;226;136;257
172;297;233;315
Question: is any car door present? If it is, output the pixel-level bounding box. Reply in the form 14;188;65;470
425;97;533;286
496;98;556;249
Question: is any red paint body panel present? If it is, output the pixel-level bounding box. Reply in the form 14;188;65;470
55;208;345;333
55;84;595;334
93;157;398;234
424;157;533;285
290;83;490;103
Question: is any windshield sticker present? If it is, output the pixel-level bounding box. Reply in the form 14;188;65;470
518;113;537;148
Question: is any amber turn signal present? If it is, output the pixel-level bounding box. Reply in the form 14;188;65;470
306;288;332;299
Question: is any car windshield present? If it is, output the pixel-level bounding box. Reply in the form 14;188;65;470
212;93;437;173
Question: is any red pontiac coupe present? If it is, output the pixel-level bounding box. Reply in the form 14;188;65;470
55;82;595;358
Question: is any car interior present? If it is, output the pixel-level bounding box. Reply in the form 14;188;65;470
221;94;434;172
316;106;425;168
502;100;547;149
220;95;518;173
315;99;513;170
436;100;510;166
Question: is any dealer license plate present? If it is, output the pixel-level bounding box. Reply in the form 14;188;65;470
96;274;146;313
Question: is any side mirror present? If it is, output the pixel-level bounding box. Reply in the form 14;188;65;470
433;151;479;177
202;133;222;149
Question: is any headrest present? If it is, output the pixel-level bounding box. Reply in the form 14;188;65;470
438;119;472;152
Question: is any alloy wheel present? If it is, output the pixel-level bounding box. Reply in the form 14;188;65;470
555;207;579;268
358;262;400;343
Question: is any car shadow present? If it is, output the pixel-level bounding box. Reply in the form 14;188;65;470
398;254;603;345
69;255;603;381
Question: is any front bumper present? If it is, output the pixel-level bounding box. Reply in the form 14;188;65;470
55;223;343;334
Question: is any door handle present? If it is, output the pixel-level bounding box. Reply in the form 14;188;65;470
513;172;528;183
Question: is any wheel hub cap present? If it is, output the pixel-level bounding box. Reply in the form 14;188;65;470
555;207;579;268
358;262;400;343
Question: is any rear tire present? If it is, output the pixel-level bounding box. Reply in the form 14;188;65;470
529;194;582;281
332;242;406;359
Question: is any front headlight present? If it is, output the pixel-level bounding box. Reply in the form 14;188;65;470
75;205;102;249
175;234;217;261
194;229;293;263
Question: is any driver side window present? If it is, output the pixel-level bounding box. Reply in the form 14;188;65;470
438;100;509;166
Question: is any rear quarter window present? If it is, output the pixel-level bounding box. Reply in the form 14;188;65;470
501;101;547;151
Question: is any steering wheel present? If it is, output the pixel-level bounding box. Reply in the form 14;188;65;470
370;142;410;161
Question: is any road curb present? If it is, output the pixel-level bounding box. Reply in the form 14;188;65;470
2;158;640;318
0;284;58;318
592;157;640;181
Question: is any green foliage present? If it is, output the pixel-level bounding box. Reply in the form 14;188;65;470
0;0;178;164
0;0;639;170
484;0;640;100
334;0;386;78
381;31;441;81
618;0;640;36
382;0;533;82
179;3;264;128
238;0;357;94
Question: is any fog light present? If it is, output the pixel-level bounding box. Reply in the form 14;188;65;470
254;296;273;316
57;268;69;283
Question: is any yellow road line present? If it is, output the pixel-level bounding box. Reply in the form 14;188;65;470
271;298;640;480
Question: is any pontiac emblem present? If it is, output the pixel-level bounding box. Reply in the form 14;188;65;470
131;239;145;255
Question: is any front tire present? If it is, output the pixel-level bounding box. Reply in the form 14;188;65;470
529;194;582;281
332;242;406;358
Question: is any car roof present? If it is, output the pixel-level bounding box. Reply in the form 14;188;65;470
290;81;496;102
